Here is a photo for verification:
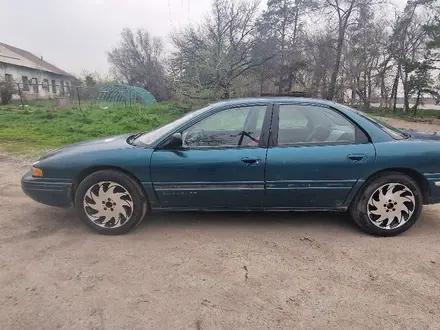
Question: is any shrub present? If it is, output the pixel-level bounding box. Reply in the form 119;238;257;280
0;83;15;105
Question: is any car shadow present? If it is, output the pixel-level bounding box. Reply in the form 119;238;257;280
137;210;361;234
16;205;360;237
19;205;439;238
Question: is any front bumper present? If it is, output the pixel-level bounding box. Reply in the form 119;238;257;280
21;172;72;207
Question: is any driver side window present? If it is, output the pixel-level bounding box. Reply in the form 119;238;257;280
183;106;266;148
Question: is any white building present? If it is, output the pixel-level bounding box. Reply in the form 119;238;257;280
0;42;75;100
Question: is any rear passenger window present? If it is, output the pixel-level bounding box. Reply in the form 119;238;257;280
278;104;357;145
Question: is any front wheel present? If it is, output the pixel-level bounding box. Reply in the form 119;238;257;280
350;172;423;236
75;170;148;235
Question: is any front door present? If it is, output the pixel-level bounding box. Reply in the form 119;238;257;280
265;103;376;208
151;104;271;209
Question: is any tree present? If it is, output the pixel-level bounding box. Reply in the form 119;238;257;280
386;0;436;112
407;59;434;113
256;0;303;92
0;75;15;105
406;13;440;113
250;32;279;93
343;4;384;108
99;0;440;110
253;0;318;93
108;28;169;101
170;0;273;101
84;74;96;88
302;32;335;97
320;0;370;100
422;16;440;105
0;83;14;105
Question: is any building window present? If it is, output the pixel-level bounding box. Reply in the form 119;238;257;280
60;80;65;96
32;78;38;93
22;76;29;91
5;74;12;83
51;80;57;94
42;79;49;92
65;81;70;95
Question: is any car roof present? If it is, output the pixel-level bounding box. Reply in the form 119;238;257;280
210;97;337;107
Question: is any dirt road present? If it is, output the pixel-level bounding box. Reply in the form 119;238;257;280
1;129;440;329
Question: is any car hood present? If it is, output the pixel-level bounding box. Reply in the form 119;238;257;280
37;133;136;161
400;128;440;141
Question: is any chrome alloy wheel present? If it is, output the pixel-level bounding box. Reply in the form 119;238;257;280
367;183;416;230
84;181;134;228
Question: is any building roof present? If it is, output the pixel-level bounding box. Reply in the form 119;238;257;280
0;42;72;77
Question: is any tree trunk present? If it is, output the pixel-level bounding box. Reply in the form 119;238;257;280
338;77;345;103
278;0;288;93
326;0;356;101
380;73;386;108
366;68;372;110
222;84;230;99
327;26;345;100
287;70;294;91
413;91;421;115
289;2;300;92
363;71;367;108
311;72;320;97
402;69;410;112
351;78;356;105
391;64;400;112
378;56;391;108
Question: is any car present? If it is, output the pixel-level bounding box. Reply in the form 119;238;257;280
21;97;440;236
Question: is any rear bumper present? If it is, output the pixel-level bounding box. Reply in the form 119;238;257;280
425;173;440;204
21;172;72;207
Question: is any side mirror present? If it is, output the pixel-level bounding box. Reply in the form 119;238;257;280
163;133;183;149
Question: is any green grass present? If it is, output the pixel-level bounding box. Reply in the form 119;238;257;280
2;101;439;159
0;102;190;157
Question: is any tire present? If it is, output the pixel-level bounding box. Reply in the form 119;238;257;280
350;172;423;236
74;170;148;235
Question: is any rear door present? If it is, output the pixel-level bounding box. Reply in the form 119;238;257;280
265;103;376;208
150;104;272;209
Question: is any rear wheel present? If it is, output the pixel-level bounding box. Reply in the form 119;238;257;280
350;172;423;236
75;170;148;235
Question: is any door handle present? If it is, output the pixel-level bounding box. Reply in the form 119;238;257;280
347;154;367;163
241;157;261;165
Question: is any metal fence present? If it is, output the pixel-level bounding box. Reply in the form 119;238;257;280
7;82;150;110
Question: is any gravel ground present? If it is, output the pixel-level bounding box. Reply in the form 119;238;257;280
1;120;440;330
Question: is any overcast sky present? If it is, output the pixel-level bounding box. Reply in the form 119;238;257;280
1;0;405;77
1;0;212;76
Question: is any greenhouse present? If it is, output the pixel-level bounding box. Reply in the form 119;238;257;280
92;84;156;107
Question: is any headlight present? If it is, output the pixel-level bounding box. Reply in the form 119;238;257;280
31;167;43;177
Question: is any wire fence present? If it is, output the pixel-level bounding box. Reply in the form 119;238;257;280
5;82;152;110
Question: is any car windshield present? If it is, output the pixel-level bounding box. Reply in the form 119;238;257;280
337;104;408;140
133;105;212;146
